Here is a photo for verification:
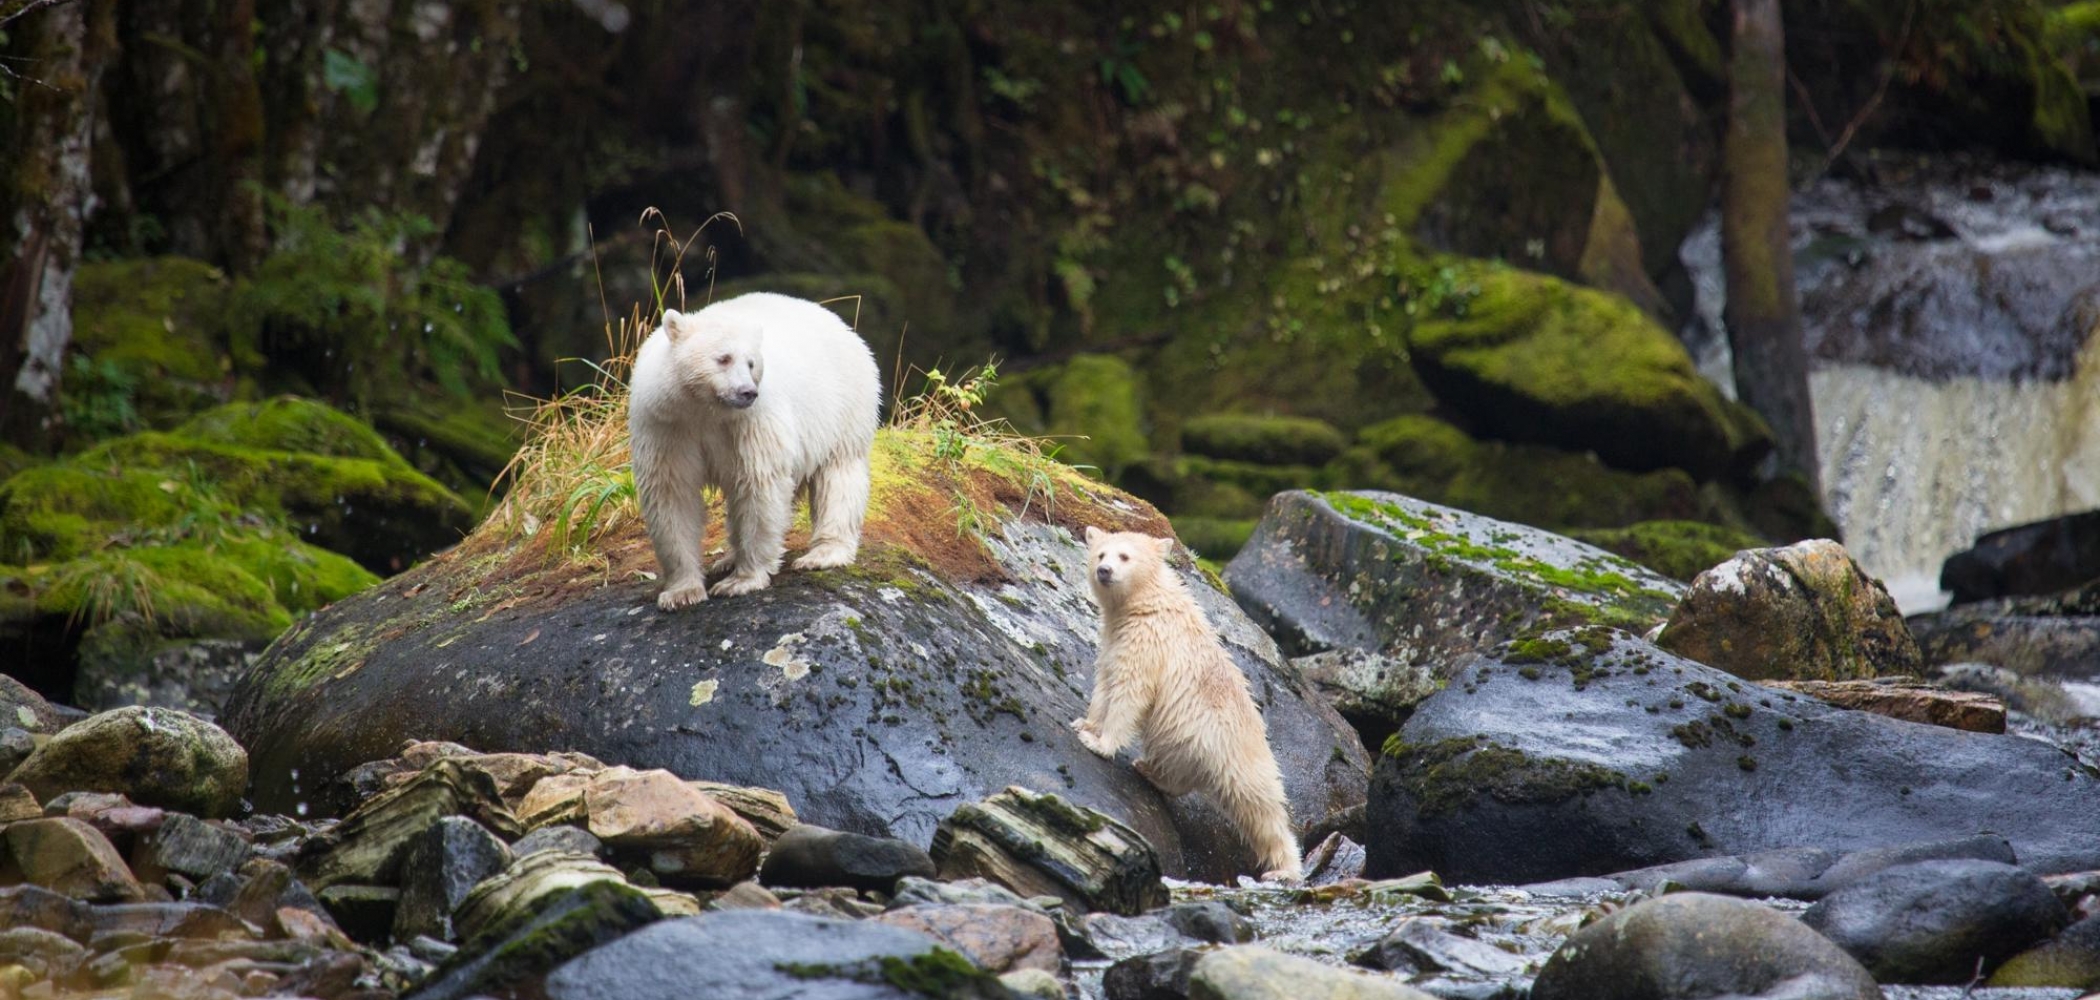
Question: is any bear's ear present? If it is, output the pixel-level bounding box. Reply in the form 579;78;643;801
1152;536;1175;557
662;310;687;342
1083;525;1105;545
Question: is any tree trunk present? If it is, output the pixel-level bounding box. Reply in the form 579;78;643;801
0;0;117;447
1722;0;1819;492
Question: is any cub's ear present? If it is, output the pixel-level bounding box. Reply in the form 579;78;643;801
1083;525;1105;545
1153;536;1175;557
662;310;687;342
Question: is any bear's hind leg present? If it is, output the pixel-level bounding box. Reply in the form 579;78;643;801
794;452;870;571
711;473;795;597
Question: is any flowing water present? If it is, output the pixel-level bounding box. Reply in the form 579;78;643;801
1680;157;2100;611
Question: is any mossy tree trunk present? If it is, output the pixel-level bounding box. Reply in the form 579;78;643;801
1722;0;1819;492
0;0;117;448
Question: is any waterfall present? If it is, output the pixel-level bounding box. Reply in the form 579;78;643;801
1680;158;2100;611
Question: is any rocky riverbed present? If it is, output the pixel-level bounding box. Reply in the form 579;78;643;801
6;475;2100;998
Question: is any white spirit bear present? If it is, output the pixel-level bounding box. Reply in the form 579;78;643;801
628;292;881;609
1072;526;1303;880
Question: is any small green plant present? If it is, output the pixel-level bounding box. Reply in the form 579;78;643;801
1100;34;1152;105
60;355;139;441
551;462;637;555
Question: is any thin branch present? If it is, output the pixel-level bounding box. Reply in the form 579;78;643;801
0;0;78;33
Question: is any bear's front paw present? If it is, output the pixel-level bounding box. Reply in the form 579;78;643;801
657;582;709;611
709;571;772;597
708;547;740;573
1074;727;1113;758
1258;868;1304;885
792;542;857;571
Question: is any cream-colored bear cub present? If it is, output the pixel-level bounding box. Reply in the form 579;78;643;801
628;292;881;609
1072;526;1303;881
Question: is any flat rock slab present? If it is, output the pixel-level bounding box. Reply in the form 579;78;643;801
542;909;1005;1000
1367;629;2100;883
226;520;1367;883
1765;678;2005;733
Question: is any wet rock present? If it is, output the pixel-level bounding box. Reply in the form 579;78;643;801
1941;509;2100;605
1189;945;1437;1000
581;767;762;888
1000;967;1065;1000
48;792;166;856
132;813;252;884
86;901;251;941
888;876;1035;910
0;727;33;776
541;909;1008;1000
1656;540;1922;682
316;884;399;943
1762;677;2005;732
1357;917;1527;977
1801;859;2067;983
220;857;329;930
0;782;38;822
1367;628;2100;883
1226;491;1680;738
299;760;518;891
337;742;609;818
779;885;888;919
1105;946;1209;1000
0;675;73;734
706;881;782;911
1988;912;2100;988
392;816;512;943
1595;834;2018;901
875;903;1061;973
0;884;92;940
226;491;1369;884
1530;893;1878;1000
1;817;146;901
688;780;798;843
1910;580;2100;688
932;786;1168;916
404;880;662;1000
451;850;641;943
75;636;261;719
511;824;604;859
761;823;937;893
7;707;247;818
0;927;88;984
1301;833;1366;886
1166;901;1255;945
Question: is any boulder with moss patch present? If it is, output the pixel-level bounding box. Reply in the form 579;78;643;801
1657;540;1922;682
225;430;1368;882
1225;489;1681;739
1366;628;2100;884
66;257;236;430
1405;261;1769;480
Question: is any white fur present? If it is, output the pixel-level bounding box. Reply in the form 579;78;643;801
628;292;881;609
1072;526;1304;881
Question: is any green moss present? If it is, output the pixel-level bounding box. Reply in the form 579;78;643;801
1567;520;1763;582
370;391;520;499
877;948;998;997
1040;354;1149;479
1339;414;1704;531
1405;259;1761;480
1171;516;1257;561
1388;735;1628;817
178;397;404;464
68;257;234;428
33;544;292;641
1181;413;1347;466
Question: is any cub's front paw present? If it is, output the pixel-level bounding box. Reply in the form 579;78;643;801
657;582;709;611
709;571;772;597
1072;725;1113;758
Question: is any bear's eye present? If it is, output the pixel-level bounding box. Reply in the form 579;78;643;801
715;354;733;366
1118;553;1129;562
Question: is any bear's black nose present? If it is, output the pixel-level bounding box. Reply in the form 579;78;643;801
735;387;759;404
1095;565;1113;583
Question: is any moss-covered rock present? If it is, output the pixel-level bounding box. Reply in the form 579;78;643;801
1337;414;1703;531
177;396;403;463
1567;520;1766;583
1181;414;1347;467
369;392;520;506
1405;260;1770;480
66;257;235;431
1657;540;1922;682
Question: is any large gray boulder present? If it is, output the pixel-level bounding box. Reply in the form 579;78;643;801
225;444;1367;882
1366;628;2100;883
1225;490;1681;738
1530;893;1880;1000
